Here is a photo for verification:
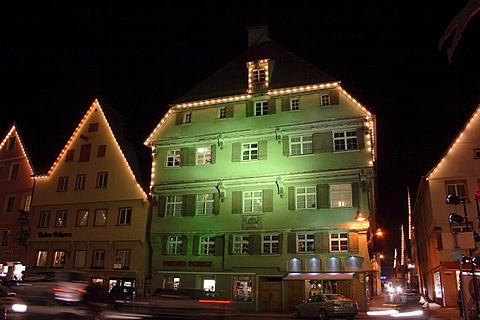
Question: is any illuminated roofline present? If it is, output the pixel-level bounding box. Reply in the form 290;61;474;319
0;124;35;176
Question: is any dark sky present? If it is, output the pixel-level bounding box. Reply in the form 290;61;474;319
1;1;480;257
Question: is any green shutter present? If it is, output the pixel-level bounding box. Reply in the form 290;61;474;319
180;147;189;166
162;236;168;254
263;189;273;212
349;232;359;252
215;236;224;256
352;182;359;207
313;132;333;153
213;193;220;215
225;105;234;118
181;236;188;255
287;233;296;253
288;187;295;210
246;101;254;117
283;136;290;156
232;191;242;214
315;232;330;253
356;128;365;149
158;196;166;217
281;98;290;111
329;90;340;105
317;184;330;208
232;143;241;162
184;195;196;216
193;236;200;256
210;145;216;164
175;112;183;125
250;234;261;255
268;99;276;114
258;140;267;160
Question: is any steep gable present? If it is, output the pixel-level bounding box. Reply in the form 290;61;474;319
0;123;35;176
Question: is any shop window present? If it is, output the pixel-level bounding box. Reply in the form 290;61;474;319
232;276;252;302
309;280;337;296
163;275;180;290
203;277;216;292
35;250;48;267
52;251;65;267
74;250;86;268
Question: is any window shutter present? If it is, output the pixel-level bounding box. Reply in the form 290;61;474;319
281;98;290;111
317;184;330;208
352;182;359;207
283;136;290;156
225;105;234;118
210;145;216;164
162;236;168;255
258;140;267;160
288;187;295;210
349;232;359;253
214;236;224;256
287;233;296;253
246;101;254;117
186;147;196;166
262;189;273;212
181;236;188;255
158;196;166;217
228;235;234;255
329;90;340;105
184;195;196;216
180;147;188;166
313;132;333;153
213;193;220;215
356;128;365;149
193;236;200;256
315;232;330;253
250;233;261;255
175;112;183;125
268;99;276;114
232;143;241;162
232;191;242;214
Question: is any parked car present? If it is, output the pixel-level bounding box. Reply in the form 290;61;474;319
293;293;358;320
0;284;28;318
107;286;136;308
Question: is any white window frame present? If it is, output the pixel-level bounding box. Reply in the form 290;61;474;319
290;135;313;156
118;207;132;225
166;149;181;167
218;106;226;119
75;174;86;190
4;195;15;213
320;93;331;106
116;249;130;269
74;250;86;268
196;147;212;165
446;182;466;198
297;233;315;253
241;142;258;161
196;194;214;215
52;250;65;267
39;211;50;227
232;235;249;255
35;250;48;267
262;234;280;254
96;172;108;188
167;236;184;255
243;191;263;213
330;184;353;208
254;101;268;116
92;250;105;268
58;176;68;191
252;68;266;83
333;130;358;151
76;210;89;226
166;196;183;216
296;186;317;209
22;193;32;211
199;236;215;256
290;97;299;110
330;232;349;252
183;111;192;124
94;209;107;226
55;211;67;227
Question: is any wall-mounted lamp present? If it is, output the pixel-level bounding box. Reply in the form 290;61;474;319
275;177;285;198
217;135;225;150
355;211;366;222
433;226;443;251
216;182;226;202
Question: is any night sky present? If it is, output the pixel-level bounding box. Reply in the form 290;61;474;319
2;1;480;259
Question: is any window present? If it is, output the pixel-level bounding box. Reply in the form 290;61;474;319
330;232;348;252
232;235;249;254
0;166;3;180
97;145;107;157
446;182;466;198
243;191;263;213
334;131;358;151
75;174;86;190
58;176;68;191
6;136;15;150
76;210;89;226
290;135;313;155
297;233;314;253
92;250;105;268
196;194;214;215
242;142;258;161
252;68;266;83
320;94;331;106
475;149;480;159
4;195;15;213
96;172;108;188
0;230;9;247
232;276;252;302
116;250;130;269
118;207;132;225
290;97;299;110
254;101;268;116
66;150;75;161
166;196;183;216
196;147;212;165
166;149;181;167
296;186;317;209
79;144;92;162
22;194;32;211
199;236;215;255
74;250;86;268
9;163;19;180
52;250;65;267
88;122;99;132
330;184;352;207
94;209;107;226
55;211;67;227
39;211;50;227
218;106;226;119
183;111;192;124
262;234;280;254
35;250;48;267
167;236;184;255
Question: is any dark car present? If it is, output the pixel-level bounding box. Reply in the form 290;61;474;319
0;284;28;318
293;293;358;320
107;286;136;308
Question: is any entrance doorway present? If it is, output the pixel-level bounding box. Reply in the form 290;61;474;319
258;277;282;311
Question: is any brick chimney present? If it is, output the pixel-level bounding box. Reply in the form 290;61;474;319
247;24;270;48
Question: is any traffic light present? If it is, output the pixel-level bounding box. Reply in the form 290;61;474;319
449;213;464;224
446;194;461;205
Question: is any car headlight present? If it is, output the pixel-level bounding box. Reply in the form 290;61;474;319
12;303;27;313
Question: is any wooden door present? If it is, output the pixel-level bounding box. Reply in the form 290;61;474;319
258;281;282;311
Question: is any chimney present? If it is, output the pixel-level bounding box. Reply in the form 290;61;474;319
247;24;270;48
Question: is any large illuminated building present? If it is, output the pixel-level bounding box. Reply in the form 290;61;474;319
27;100;151;295
145;25;377;311
0;124;34;280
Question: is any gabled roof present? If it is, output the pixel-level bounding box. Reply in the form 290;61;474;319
174;37;336;104
0;122;36;174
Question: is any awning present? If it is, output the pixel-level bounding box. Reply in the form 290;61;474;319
284;272;354;280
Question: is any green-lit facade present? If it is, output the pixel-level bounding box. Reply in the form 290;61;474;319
145;26;377;312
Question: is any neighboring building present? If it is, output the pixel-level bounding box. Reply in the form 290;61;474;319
412;104;480;308
27;100;151;296
145;25;377;312
0;124;34;280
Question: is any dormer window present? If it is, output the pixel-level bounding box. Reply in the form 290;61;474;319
247;59;270;93
252;68;266;84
